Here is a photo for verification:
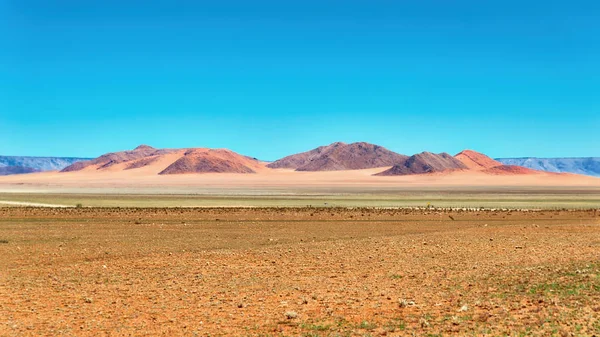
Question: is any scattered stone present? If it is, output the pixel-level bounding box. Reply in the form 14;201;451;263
398;299;415;308
284;311;298;319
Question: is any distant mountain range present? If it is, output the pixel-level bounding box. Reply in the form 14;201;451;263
1;148;599;178
0;166;40;175
496;158;600;177
0;156;90;175
56;143;548;177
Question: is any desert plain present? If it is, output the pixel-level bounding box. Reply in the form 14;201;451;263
1;174;600;337
2;149;600;336
1;205;600;337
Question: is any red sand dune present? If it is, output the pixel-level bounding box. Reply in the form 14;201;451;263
454;150;546;176
124;156;160;170
483;165;541;175
455;150;502;170
268;142;408;171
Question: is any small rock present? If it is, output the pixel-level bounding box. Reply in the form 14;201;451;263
284;311;298;319
398;299;415;308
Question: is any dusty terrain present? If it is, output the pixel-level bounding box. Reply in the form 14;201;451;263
2;166;600;193
2;207;600;336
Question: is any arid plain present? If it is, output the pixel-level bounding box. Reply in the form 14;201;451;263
2;207;600;336
2;144;600;336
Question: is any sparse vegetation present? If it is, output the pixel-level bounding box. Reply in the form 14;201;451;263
358;321;377;330
384;319;406;332
300;322;331;331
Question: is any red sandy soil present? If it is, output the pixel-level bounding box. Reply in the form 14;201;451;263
454;150;502;170
483;165;543;175
376;152;467;176
268;142;408;171
1;207;600;336
454;151;549;176
124;156;160;170
1;165;600;192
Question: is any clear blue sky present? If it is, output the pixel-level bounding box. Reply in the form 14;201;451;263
1;0;598;160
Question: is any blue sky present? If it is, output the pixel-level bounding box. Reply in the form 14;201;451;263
1;0;599;160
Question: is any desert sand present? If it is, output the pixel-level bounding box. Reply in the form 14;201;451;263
2;207;600;336
1;163;599;193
